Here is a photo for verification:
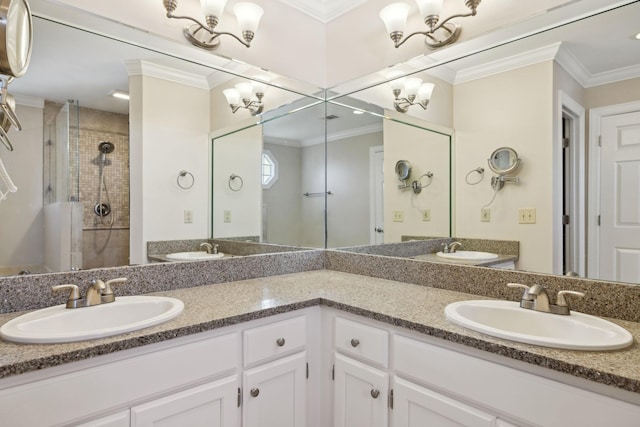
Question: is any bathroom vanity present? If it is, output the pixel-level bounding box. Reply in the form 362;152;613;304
0;266;639;426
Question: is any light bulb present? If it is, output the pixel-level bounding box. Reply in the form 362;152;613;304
234;2;264;34
200;0;227;18
415;0;443;19
404;78;423;97
235;82;254;100
223;88;240;106
418;83;435;101
379;3;410;34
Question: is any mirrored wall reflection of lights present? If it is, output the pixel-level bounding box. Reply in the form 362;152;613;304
379;0;481;49
388;72;435;113
162;0;264;50
222;76;268;115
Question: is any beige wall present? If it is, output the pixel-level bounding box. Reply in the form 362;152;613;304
585;77;640;109
383;111;451;242
453;61;555;274
129;75;211;263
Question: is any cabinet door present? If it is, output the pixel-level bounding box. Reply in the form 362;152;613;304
334;353;388;427
131;375;239;427
243;352;307;427
76;410;130;427
391;377;496;427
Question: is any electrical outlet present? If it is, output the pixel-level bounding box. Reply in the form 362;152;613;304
480;208;490;222
422;209;431;221
183;210;193;224
223;210;232;223
392;210;404;222
518;208;536;224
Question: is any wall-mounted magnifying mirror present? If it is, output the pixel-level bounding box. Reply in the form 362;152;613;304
395;160;412;182
488;147;520;191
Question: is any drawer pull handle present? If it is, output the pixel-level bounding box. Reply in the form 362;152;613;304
250;388;260;397
371;389;380;399
276;337;286;347
350;338;360;348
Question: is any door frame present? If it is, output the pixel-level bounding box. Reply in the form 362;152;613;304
587;100;640;278
369;145;384;244
554;91;585;276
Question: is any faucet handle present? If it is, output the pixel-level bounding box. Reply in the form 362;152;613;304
556;290;585;307
507;283;532;300
52;284;81;308
103;277;127;297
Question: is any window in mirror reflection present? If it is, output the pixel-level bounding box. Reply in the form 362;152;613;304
261;150;278;188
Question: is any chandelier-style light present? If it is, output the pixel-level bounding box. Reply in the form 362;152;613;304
163;0;264;50
388;73;435;113
222;77;267;115
380;0;481;49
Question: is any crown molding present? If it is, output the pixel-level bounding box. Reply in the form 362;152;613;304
125;60;210;90
454;43;562;85
276;0;367;23
302;122;383;147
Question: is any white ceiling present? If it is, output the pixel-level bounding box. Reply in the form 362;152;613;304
275;0;367;23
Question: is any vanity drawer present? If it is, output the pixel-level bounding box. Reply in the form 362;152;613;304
334;316;389;367
243;315;307;367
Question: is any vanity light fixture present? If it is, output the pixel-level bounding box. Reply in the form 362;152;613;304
380;0;481;49
222;77;267;115
162;0;264;50
388;72;435;113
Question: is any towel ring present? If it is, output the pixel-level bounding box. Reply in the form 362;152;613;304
177;170;194;189
465;167;484;185
229;174;243;191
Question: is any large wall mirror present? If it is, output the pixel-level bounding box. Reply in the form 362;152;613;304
331;1;640;286
1;0;639;291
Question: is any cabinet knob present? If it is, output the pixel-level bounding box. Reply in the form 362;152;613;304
250;388;260;397
370;389;380;399
276;337;286;347
350;338;360;348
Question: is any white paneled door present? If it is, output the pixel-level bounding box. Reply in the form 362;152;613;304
599;111;640;282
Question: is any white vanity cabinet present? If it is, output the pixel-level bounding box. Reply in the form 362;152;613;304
333;316;389;427
242;315;308;427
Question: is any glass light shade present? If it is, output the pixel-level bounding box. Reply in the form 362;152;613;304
379;3;410;34
404;77;423;97
418;83;435;101
234;2;264;34
415;0;443;18
386;71;406;91
235;82;254;100
223;88;240;105
200;0;227;18
251;75;269;94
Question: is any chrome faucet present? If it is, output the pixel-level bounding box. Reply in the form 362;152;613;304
52;277;128;309
442;241;463;253
507;283;585;315
200;242;218;254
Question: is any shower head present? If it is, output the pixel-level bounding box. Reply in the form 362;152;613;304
98;141;114;154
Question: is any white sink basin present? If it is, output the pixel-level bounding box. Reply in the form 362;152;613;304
0;296;184;344
445;300;633;350
436;251;499;261
166;251;224;261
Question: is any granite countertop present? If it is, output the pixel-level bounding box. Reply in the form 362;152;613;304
412;253;518;267
0;270;638;399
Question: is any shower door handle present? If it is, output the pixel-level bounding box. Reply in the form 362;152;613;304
375;228;384;233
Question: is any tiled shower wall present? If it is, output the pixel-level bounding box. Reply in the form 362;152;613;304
79;107;130;269
44;102;130;269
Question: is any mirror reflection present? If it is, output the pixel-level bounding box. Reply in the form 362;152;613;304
333;1;640;285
